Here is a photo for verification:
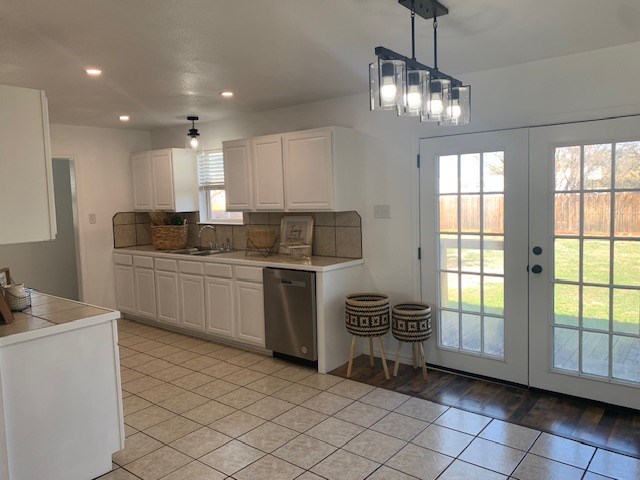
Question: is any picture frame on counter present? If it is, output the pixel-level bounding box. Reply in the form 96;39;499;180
0;267;10;287
279;215;314;253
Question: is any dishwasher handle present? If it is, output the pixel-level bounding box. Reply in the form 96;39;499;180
280;279;307;287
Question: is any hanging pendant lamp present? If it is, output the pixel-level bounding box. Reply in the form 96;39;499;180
186;116;202;152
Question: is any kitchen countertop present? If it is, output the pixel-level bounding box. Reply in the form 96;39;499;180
0;291;117;343
115;245;365;272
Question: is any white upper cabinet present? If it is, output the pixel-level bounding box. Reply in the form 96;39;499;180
223;127;361;212
251;135;285;210
131;148;198;211
0;85;56;244
223;139;253;211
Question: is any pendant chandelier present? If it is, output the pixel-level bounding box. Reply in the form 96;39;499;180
370;0;470;125
186;116;202;152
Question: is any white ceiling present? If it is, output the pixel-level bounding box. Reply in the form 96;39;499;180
1;0;640;130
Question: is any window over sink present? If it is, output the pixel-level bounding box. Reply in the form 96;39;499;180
198;150;244;223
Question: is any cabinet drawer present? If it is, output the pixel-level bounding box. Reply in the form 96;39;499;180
205;263;233;279
113;253;133;266
155;258;178;272
234;266;263;282
133;256;154;269
179;260;204;275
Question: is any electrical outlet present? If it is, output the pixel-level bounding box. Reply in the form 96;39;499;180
89;213;97;224
373;204;391;219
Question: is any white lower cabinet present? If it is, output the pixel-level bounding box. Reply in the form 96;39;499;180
155;271;179;326
114;265;136;315
205;277;234;339
179;274;206;332
134;267;156;319
235;280;265;347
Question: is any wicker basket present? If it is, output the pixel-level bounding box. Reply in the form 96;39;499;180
151;225;188;250
392;302;432;342
1;286;31;312
345;293;390;337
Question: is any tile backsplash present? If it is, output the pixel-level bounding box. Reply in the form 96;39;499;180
112;211;362;259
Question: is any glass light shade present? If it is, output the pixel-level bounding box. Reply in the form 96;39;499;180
421;78;451;123
369;58;406;111
400;69;430;116
186;134;202;152
442;85;471;125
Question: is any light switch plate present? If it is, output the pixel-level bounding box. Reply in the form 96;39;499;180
89;213;97;224
374;204;391;219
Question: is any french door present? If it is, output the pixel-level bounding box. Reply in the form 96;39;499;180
420;118;640;409
420;130;529;384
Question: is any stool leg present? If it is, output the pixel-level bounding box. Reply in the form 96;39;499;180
368;337;374;367
378;336;390;380
346;336;356;378
419;342;427;381
393;341;402;377
412;343;418;369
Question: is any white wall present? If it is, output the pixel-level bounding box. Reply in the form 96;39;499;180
50;124;150;308
151;41;640;306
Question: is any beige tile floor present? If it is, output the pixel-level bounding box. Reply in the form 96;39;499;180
100;319;640;480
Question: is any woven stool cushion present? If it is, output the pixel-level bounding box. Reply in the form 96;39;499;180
392;302;432;342
345;293;390;337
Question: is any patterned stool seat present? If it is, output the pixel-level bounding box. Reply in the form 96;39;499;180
391;302;432;381
345;293;390;380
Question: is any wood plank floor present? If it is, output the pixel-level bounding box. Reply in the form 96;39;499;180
330;354;640;459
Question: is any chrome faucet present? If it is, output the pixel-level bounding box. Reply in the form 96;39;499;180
199;225;216;249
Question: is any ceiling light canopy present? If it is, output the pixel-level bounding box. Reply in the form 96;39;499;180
186;116;202;152
85;68;102;77
370;0;470;126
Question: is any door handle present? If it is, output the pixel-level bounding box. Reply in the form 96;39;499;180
533;246;542;255
531;265;543;274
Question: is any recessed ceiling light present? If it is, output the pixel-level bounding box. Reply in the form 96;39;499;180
119;115;130;122
85;68;102;76
220;91;234;98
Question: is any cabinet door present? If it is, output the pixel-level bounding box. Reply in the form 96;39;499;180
223;139;253;211
134;267;156;319
114;265;136;314
252;135;285;210
131;152;153;210
152;150;175;210
235;280;265;347
155;271;179;326
283;129;334;210
205;277;234;338
179;273;206;332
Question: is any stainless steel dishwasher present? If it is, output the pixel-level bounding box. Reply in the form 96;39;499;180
264;268;317;362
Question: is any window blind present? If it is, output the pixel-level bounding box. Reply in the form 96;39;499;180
197;150;225;189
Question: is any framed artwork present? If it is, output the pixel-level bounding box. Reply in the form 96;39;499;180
0;267;10;287
280;215;314;250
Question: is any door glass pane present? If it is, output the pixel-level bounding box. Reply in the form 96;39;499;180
440;234;458;271
612;336;640;383
483;194;504;234
613;289;640;335
483;152;504;192
582;240;610;285
439;196;458;232
555;238;580;281
461;274;481;313
460;235;481;273
440;310;460;348
554;283;579;327
615;141;640;189
615;192;640;237
554;193;580;236
439;155;459;193
582;331;609;377
483;236;504;274
583;193;610;236
441;272;459;309
461;313;481;352
555;146;581;190
582;286;610;331
460;154;480;193
613;241;640;287
554;327;579;372
483;317;504;358
583;144;612;190
483;276;504;316
460;195;480;232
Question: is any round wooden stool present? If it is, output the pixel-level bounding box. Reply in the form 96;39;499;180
345;293;390;380
391;302;432;381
